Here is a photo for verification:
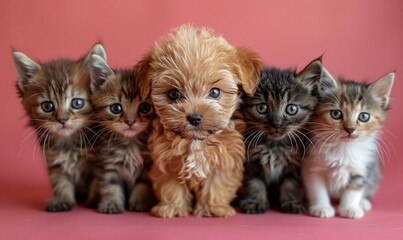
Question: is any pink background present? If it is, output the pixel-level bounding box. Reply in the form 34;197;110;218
1;0;402;239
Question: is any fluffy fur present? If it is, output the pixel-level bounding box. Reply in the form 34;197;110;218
239;58;322;214
138;25;262;218
13;43;106;211
302;69;394;219
86;55;155;214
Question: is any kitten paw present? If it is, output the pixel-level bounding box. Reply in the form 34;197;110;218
194;204;236;217
338;205;365;219
46;198;75;212
98;201;124;214
309;205;335;218
361;198;372;212
280;201;306;214
240;199;268;214
151;203;189;218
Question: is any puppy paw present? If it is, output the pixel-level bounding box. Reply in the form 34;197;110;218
194;204;236;217
280;201;306;214
151;203;188;218
309;205;335;218
361;198;372;212
240;199;268;214
46;198;75;212
98;201;124;214
338;205;365;219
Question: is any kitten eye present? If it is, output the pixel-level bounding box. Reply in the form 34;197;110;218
71;98;85;109
330;110;343;120
138;102;151;114
285;104;299;115
209;88;221;99
41;101;54;113
168;89;181;100
358;112;370;122
110;103;123;114
256;103;268;114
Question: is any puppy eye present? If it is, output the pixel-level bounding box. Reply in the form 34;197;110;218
138;102;152;114
285;104;299;115
110;103;123;114
330;110;343;120
256;103;268;114
41;101;54;112
358;112;370;122
209;88;221;99
71;98;85;109
168;89;181;100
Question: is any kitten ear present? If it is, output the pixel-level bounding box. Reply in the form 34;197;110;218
320;67;338;91
12;50;41;92
296;57;323;90
134;52;153;99
89;54;114;93
233;47;263;96
82;42;107;67
368;72;395;109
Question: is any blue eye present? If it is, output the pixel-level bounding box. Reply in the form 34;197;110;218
71;98;85;109
168;89;181;100
358;112;370;122
330;110;343;120
41;101;54;112
110;103;123;114
256;103;268;114
209;88;221;99
285;104;299;115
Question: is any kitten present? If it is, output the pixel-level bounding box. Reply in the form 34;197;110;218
240;58;322;214
13;43;106;211
302;69;394;218
87;54;155;214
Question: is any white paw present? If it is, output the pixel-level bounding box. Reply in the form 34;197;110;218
338;205;365;219
309;205;335;218
360;198;372;212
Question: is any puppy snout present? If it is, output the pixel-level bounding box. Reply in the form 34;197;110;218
187;113;203;126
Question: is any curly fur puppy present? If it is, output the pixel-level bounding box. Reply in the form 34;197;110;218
136;25;262;218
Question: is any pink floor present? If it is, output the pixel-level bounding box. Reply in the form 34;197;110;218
1;0;403;239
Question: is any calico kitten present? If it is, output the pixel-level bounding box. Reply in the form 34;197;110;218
302;69;394;219
87;54;155;214
240;58;322;214
13;44;106;211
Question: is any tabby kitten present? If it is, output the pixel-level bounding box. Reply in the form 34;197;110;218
13;43;106;211
240;58;322;214
302;69;394;219
87;54;155;214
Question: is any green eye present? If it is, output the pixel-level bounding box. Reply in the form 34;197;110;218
71;98;85;109
330;110;343;120
256;103;268;114
358;112;370;122
285;104;299;115
110;103;123;114
41;101;54;112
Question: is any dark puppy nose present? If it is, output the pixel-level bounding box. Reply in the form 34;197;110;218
187;113;203;126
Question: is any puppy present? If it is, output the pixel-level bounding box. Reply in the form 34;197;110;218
136;25;262;218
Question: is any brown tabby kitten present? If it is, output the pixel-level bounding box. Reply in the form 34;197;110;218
13;44;106;211
87;54;155;214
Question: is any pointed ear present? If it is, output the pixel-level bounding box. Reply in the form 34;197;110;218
320;67;338;92
89;54;114;93
296;57;323;91
82;42;107;67
368;72;394;109
12;50;41;92
233;47;263;96
134;52;153;99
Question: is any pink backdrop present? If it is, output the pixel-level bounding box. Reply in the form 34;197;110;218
1;0;402;239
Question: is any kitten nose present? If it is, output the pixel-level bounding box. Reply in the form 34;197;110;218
273;118;283;129
345;128;356;134
125;119;135;126
187;113;203;126
57;115;69;125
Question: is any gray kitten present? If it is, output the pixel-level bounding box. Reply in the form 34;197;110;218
239;58;322;214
